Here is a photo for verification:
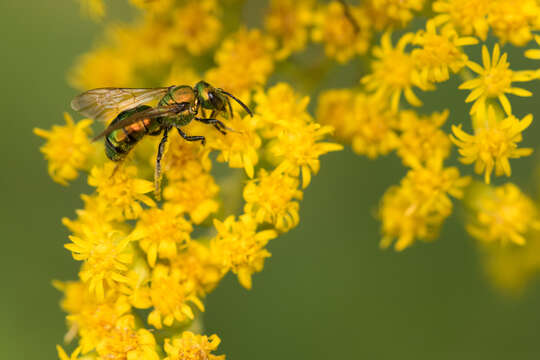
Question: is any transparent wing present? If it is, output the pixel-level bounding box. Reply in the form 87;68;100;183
93;103;189;141
71;87;170;123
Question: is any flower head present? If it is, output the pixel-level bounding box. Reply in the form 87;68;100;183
460;44;533;118
163;332;224;360
432;0;490;40
451;107;533;184
466;183;540;245
34;113;94;185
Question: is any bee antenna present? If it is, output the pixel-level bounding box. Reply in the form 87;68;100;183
220;90;253;117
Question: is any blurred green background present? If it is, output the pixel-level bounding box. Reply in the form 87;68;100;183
3;1;540;359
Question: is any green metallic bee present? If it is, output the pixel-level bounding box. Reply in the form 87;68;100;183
71;81;253;197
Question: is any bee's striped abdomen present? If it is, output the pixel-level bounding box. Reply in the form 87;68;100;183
105;105;161;161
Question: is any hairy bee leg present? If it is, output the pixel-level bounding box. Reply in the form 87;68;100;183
226;97;234;118
154;126;170;200
176;127;206;146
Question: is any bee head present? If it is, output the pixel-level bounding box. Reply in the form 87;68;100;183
194;81;253;118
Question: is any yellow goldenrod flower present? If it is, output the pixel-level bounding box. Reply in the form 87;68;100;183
312;1;371;63
480;232;540;294
466;183;540;246
487;0;540;47
65;226;133;300
271;122;343;188
162;132;212;181
205;28;276;102
163;62;201;89
255;82;312;136
316;88;357;140
62;194;116;237
88;163;155;220
451;107;533;184
170;242;224;296
208;114;261;178
459;44;533;118
211;215;278;289
380;160;469;251
34;113;94;186
412;19;478;84
432;0;490;40
365;0;425;29
131;203;193;267
164;172;220;224
362;32;427;112
349;92;399;159
265;0;315;59
244;169;303;231
170;0;222;56
163;332;225;360
96;316;159;360
147;265;204;329
397;110;451;167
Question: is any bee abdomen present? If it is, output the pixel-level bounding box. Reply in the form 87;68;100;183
104;105;160;161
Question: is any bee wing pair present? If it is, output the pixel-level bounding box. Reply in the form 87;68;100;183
71;87;189;141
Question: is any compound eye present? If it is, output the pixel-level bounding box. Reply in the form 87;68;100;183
208;91;223;109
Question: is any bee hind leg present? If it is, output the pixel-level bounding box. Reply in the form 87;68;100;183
154;126;170;201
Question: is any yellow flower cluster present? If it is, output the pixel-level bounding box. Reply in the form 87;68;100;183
39;1;343;352
315;0;540;256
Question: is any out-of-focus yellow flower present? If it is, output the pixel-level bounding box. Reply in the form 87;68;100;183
451;107;533;184
211;215;278;289
524;35;540;60
412;19;478;84
244;169;303;231
397;110;451;168
205;28;276;102
432;0;490;40
459;44;533;118
69;47;134;90
88;163;155;220
349;92;399;159
95;316;159;360
131;203;193;267
265;0;315;59
365;0;425;29
316;89;356;140
312;1;371;63
466;182;540;245
79;0;105;21
163;332;224;360
34;113;94;185
56;345;82;360
65;226;133;300
362;32;427;112
147;265;204;329
487;0;540;47
170;0;222;56
380;160;469;251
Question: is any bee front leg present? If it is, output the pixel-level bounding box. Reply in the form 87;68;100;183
154;126;171;200
194;117;237;134
176;127;206;146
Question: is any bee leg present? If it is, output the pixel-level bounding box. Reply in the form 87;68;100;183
176;127;206;146
154;126;170;201
110;161;124;178
195;117;237;134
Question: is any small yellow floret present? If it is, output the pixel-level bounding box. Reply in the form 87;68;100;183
365;0;425;29
211;215;278;289
451;107;533;184
34;113;93;186
487;0;540;46
432;0;490;40
362;32;427;112
244;169;303;231
163;332;225;360
88;163;155;220
459;44;533;119
466;183;540;245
